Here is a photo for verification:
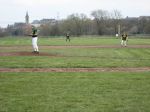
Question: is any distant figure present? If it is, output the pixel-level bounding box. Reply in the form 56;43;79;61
31;26;39;54
121;32;128;47
66;32;70;42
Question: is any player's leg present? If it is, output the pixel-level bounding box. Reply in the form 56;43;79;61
121;40;124;46
32;37;39;53
32;38;36;52
124;40;127;47
34;37;39;53
69;37;70;42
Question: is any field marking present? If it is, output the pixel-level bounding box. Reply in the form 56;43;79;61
0;52;59;56
0;45;150;49
0;67;150;72
0;52;149;61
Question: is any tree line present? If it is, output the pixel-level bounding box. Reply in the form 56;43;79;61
1;9;150;37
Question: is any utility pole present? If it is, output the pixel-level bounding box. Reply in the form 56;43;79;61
118;24;121;36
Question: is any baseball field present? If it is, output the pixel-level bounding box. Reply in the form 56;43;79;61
0;36;150;112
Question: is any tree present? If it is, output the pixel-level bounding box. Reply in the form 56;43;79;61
40;24;51;36
60;13;91;36
138;18;147;34
111;10;122;35
0;27;7;37
143;20;150;34
91;9;109;35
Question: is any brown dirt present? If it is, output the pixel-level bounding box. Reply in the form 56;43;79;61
0;45;150;49
0;45;149;73
0;67;150;72
44;45;150;49
0;52;60;56
0;45;150;56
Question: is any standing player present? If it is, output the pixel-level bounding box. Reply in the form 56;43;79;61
121;32;128;47
66;32;70;42
31;26;39;54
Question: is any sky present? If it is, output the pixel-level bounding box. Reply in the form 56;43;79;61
0;0;150;27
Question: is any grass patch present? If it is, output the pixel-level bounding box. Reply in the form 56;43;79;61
0;37;150;112
0;37;150;46
0;72;150;112
0;48;150;68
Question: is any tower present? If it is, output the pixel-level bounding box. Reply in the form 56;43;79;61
25;12;29;24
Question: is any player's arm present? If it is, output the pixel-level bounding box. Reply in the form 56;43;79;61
26;33;37;37
28;34;33;36
24;34;32;37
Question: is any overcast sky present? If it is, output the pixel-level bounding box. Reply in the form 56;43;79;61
0;0;150;27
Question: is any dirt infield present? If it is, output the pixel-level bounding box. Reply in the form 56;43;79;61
0;67;150;72
0;52;59;56
0;45;149;72
0;45;150;57
0;45;150;49
42;45;150;48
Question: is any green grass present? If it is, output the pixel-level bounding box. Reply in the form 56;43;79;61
0;37;150;112
0;36;150;46
0;48;150;68
0;72;150;112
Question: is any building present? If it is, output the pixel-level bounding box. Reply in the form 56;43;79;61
40;19;56;25
31;20;41;27
32;18;57;26
138;16;150;21
125;16;138;20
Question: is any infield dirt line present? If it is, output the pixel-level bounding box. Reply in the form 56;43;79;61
0;67;150;72
0;45;150;49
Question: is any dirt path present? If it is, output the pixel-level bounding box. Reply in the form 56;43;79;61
0;45;149;72
0;45;150;49
0;67;150;72
0;52;59;56
0;44;150;56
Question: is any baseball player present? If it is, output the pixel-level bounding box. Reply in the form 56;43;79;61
121;32;128;47
66;32;70;42
31;26;39;54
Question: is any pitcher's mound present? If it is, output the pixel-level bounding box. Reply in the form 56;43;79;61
0;52;59;56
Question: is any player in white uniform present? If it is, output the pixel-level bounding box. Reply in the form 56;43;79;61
31;26;39;54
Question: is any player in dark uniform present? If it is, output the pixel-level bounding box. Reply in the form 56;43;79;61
66;32;70;42
121;32;128;47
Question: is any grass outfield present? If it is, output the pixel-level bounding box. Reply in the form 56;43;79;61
0;72;150;112
0;37;150;112
0;36;150;46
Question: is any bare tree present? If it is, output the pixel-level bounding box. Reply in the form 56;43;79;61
91;9;109;35
111;10;122;35
0;27;7;37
